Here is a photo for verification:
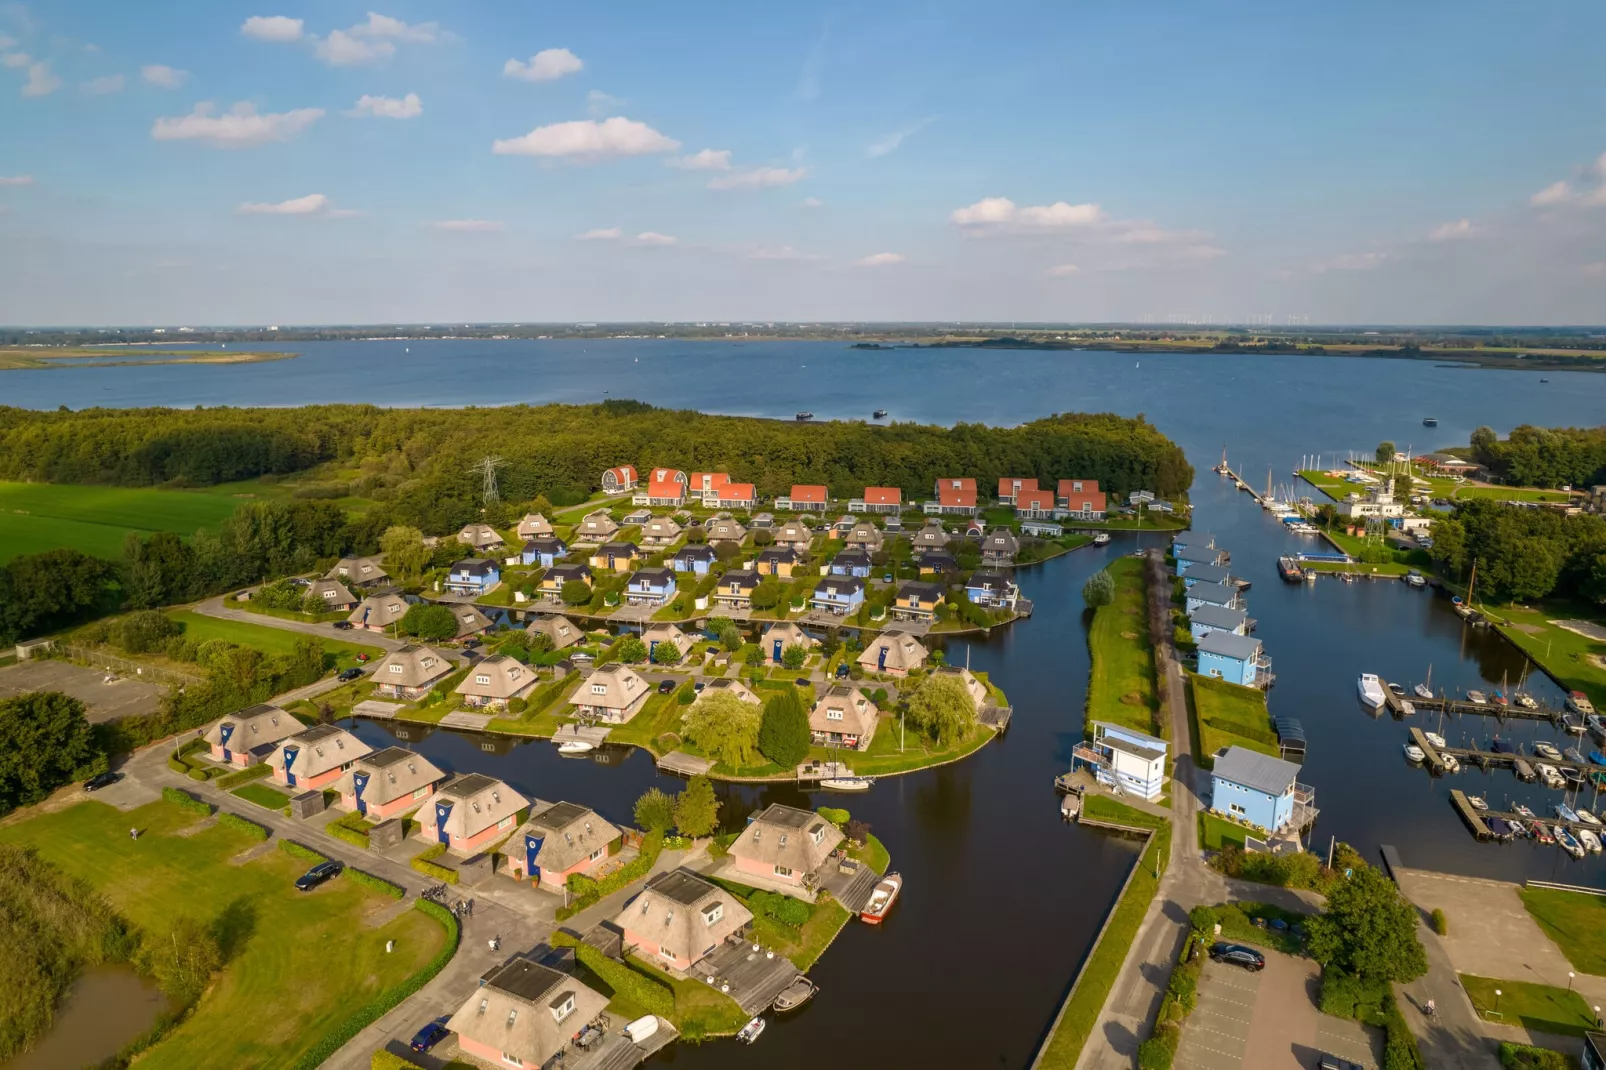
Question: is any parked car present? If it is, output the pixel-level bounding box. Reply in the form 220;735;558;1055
331;620;354;630
1208;942;1265;971
84;770;122;792
794;677;811;688
338;667;363;682
294;860;344;892
1318;1054;1364;1070
657;679;676;694
834;662;850;679
410;1016;451;1053
693;680;705;692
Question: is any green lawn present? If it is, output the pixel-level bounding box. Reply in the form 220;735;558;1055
1484;606;1606;713
1460;974;1598;1036
1213;900;1307;955
0;480;243;563
231;782;292;810
0;799;446;1070
1519;887;1606;975
1198;812;1251;851
167;610;383;668
1086;557;1160;737
1189;674;1277;769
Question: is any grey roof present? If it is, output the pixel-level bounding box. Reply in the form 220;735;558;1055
548;563;591;581
676;544;717;562
1187;582;1239;607
1212;745;1299;797
757;546;798;563
968;569;1012;589
814;576;864;596
754;802;814;829
1198;629;1262;660
1182;562;1233;585
898;581;944;600
832;547;871;564
451;558;496;576
522;537;565;552
1106;734;1166;762
1174;532;1216;549
644;866;722;907
633;567;675;584
1189;604;1247;630
719;569;760;591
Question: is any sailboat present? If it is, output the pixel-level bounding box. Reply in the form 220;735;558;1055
1414;665;1434;701
1453;563;1476;618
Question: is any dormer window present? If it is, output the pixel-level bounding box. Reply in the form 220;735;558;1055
475;674;491;686
478;997;489;1015
591;684;606;695
550;993;575;1023
778;833;788;848
703;902;723;925
389;664;403;674
812;826;825;844
507;1008;518;1027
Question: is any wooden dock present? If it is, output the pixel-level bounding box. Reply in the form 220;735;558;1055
1412;729;1604;783
1449;789;1492;839
1378;679;1566;725
656;751;715;777
796;760;855;784
979;704;1013;730
554;724;612;746
1408;727;1446;774
1450;794;1605;844
1221;466;1272;507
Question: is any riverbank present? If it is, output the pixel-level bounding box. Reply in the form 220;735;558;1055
0;348;297;371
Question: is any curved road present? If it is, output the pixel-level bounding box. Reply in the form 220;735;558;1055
194;595;409;652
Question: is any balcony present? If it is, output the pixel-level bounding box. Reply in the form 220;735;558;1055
1072;742;1110;770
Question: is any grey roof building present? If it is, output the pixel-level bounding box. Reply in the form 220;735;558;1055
1197;629;1263;661
1212;746;1300;798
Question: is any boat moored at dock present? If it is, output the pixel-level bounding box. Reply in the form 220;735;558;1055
860;872;903;924
1359;674;1387;709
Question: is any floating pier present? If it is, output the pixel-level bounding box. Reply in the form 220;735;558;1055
1411;729;1604;782
1379;679;1566;726
1450;789;1493;840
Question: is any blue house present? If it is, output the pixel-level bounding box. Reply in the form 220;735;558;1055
1073;721;1168;801
966;570;1020;609
1209;745;1313;833
520;536;567;568
810;576;865;616
1176;544;1229;576
444;558;500;596
1196;630;1270;687
673;545;717;575
830;548;873;578
1179;562;1235;589
1185;582;1242;616
627;567;677;606
1188;603;1249;644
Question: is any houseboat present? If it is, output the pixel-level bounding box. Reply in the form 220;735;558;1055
860;872;903;924
1278;557;1304;582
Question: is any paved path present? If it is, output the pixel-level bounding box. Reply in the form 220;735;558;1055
194;595;408;652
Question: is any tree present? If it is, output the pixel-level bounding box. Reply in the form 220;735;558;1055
682;691;763;768
0;548;117;647
650;640;683;666
108;609;180;655
758;688;811;767
0;692;103;814
752;529;774;547
709;618;742;651
633;787;675;833
1082;568;1115;609
902;671;978;746
1376;441;1396;465
147;915;222;1006
613;635;648;664
744;645;765;666
750;580;783;611
1306;863;1427;984
673;776;720;837
781;643;808;670
561;580;592;606
525;631;555;655
380;525;429;577
398;603;458;642
713;541;742;562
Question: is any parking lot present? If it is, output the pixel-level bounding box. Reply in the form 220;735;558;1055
0;658;164;723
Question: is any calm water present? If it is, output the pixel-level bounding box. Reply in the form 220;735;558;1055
16;341;1606;1066
2;965;173;1070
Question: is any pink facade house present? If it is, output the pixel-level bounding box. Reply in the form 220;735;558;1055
615;868;752;973
727;803;844;895
267;724;372;791
202;704;301;767
446;956;608;1070
424;773;528;856
332;746;447;820
571;663;650;724
508;801;622;888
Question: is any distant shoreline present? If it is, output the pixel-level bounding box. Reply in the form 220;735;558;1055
0;349;299;371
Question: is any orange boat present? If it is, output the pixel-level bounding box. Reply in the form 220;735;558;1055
860;872;902;924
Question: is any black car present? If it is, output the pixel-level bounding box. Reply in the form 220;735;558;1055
331;620;355;630
693;680;705;692
1318;1054;1364;1070
338;667;364;681
84;770;122;792
1208;942;1265;971
410;1016;451;1053
794;677;811;688
294;860;343;891
657;679;676;694
835;662;850;679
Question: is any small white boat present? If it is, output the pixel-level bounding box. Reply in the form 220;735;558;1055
1578;808;1603;827
1514;803;1536;818
1359;674;1387;709
1425;732;1447;749
1569;691;1597;717
623;1016;660;1042
1516;694;1539;710
1534;741;1563;761
737;1016;766;1044
1467;690;1488;705
1468;795;1488;811
557;740;595;755
1092;533;1111;546
1399;700;1416;717
1413;683;1433;700
820;776;876;792
860;872;902;924
1538;764;1566;788
1556;826;1586;858
1441;754;1460;773
1580;828;1603;854
1404;743;1425;762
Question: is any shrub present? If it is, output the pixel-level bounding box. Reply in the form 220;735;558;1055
507;697;527;714
186;768;210;782
634;788;676;833
371;1051;426;1070
1188;905;1220;933
1381;994;1425;1070
216;812;269;840
1136;1024;1178;1070
277;839;328;864
817;806;850;827
747;889;813;928
556;831;664;919
410;843;458;884
547;933;675;1019
1498;1042;1576;1069
109;610;181;655
326;814;372;850
161;786;211;817
344;868;405;900
166;756;189;775
216;764;272;789
1430;908;1448;936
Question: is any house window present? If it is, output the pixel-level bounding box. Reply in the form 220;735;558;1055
703;903;723;925
1229;803;1246;816
811;826;825;845
388;664;403;674
502;1054;523;1068
826;708;842;721
412;786;429;799
475;674;491;686
591;684;607;695
551;994;575;1022
588;847;604;862
774;865;793;878
499;815;514;830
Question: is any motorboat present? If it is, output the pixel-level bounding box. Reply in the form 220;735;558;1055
1531;821;1556;844
1467;690;1488;705
1577;808;1603;827
1404;571;1426;588
820;775;876;792
1423;417;1439;426
1586;714;1606;738
737;1017;766;1044
1556;826;1586;858
772;978;818;1012
1567;746;1587;764
1569;691;1597;717
1490;738;1519;754
1538;764;1567;789
1580;829;1603;854
1507;819;1528;839
1564;715;1588;735
1092;533;1112;546
1514;803;1536;818
623;1016;660;1043
1399;700;1416;717
1441;754;1461;773
1514;759;1536;782
1564;767;1587;788
1591;751;1606;766
1534;741;1563;761
557;740;595;756
1555;803;1581;823
1492;690;1509;707
860;872;903;924
1359;674;1388;709
1487;816;1514;839
1403;743;1425;763
1468;794;1488;811
1387;681;1406;697
1425;732;1447;749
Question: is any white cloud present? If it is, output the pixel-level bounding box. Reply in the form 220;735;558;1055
0;36;14;50
504;47;582;83
951;197;1105;228
1047;263;1080;276
492;117;679;160
949;196;1018;225
1428;218;1473;241
707;166;806;191
635;231;677;246
867;117;935;158
347;92;421;119
314;29;394;66
0;174;34;186
151;101;325;148
241;15;304;42
1531;181;1572;207
1;52;29;68
22;61;59;97
802;197;823;209
141;64;187;88
668;148;731;171
81;74;124;95
1583;186;1606;208
576;227;621;240
856;252;904;266
587;90;626;117
1592;153;1606;182
349;12;440;43
237;193;329;215
432;219;503;233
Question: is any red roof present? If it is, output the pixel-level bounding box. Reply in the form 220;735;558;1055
863;487;902;506
1016;488;1055;511
935;478;977;508
997;477;1039;497
607;464;637;482
790;484;828;504
646;480;685;499
1056;478;1101;498
689;472;730;492
650;468;685;485
716;483;756;502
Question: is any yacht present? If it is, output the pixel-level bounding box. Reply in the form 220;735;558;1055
1467;690;1487;705
1092;532;1112;546
1515;693;1539;710
1538;764;1567;789
1468;794;1489;811
1555;802;1581;823
1578;808;1603;826
772;979;817;1011
1514;803;1536;818
556;740;595;756
1398;699;1416;717
1413;682;1434;700
1534;741;1563;761
1423;417;1439;427
1556;827;1586;858
1425;732;1447;749
1358;674;1387;709
1403;743;1425;762
1531;822;1556;844
1404;571;1426;588
860;872;903;924
1569;692;1596;717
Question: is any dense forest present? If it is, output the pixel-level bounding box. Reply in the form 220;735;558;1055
1466;424;1606;489
1429;498;1606;604
0;401;1193;534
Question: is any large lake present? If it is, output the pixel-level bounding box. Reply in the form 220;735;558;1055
13;340;1606;1067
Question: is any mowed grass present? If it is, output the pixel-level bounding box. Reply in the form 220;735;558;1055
0;799;446;1070
1086;556;1159;736
1519;887;1606;975
1460;974;1598;1036
168;611;382;667
1485;604;1606;713
0;481;241;563
1190;674;1277;769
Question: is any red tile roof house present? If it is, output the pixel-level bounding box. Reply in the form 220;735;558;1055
1015;486;1058;520
572;663;651;724
267;724;373;791
776;484;830;512
713;481;758;512
688;471;731;505
454;654;540;709
727;803;845;896
332;746;447;820
924;477;979;516
508;800;622;888
601;464;639;493
371;644;455;701
850;486;903;514
422;773;529;856
997;477;1038;506
447;955;610;1070
1056;479;1109;520
202;703;301;767
635;468;688;507
615;867;754;973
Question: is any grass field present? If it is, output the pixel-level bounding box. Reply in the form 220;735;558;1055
0;799;446;1070
231;782;292;810
1518;887;1606;975
167;611;382;668
1198;812;1251;851
1459;974;1597;1036
1189;674;1277;769
1484;605;1606;712
1086;557;1160;737
0;481;243;563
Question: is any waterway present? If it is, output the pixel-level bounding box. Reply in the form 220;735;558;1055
1;964;173;1070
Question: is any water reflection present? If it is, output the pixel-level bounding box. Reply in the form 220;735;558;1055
2;965;174;1070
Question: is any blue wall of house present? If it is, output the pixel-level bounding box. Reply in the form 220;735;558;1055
1210;775;1293;830
1198;649;1257;686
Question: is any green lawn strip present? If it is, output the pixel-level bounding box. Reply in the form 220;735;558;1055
1485;606;1606;712
602;692;686;750
237;601;348;624
1033;815;1172;1070
1189;674;1277;769
1518;887;1606;975
0;480;242;563
0;800;446;1070
1212;900;1307;956
230;782;292;810
167;610;382;666
1460;974;1598;1036
1198;813;1251;851
1086;556;1160;738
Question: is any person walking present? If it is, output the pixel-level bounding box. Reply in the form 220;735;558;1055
1425;998;1436;1018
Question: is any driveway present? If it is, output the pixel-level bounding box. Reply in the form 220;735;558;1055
194;595;408;652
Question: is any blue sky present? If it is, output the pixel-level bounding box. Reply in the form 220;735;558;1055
1;0;1603;325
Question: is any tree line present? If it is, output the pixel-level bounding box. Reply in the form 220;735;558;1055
1429;497;1606;604
1467;424;1606;489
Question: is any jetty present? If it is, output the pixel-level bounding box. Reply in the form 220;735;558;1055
1378;679;1567;726
656;751;716;778
1220;465;1273;508
1450;791;1606;843
1410;728;1604;781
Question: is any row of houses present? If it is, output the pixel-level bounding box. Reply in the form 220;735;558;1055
1175;533;1271;690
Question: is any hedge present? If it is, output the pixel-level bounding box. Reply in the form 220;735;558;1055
550;931;674;1018
217;764;273;790
277;839;328;864
161;786;212;817
290;899;459;1070
371;1052;426;1070
556;830;663;920
410;843;458;884
344;868;405;900
166;756;190;775
186;768;211;782
327;812;373;849
1498;1042;1577;1069
216;812;270;841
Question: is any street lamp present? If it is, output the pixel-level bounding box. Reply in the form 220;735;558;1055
1495;989;1502;1015
1569;971;1576;992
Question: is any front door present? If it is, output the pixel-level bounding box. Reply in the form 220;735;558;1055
352;770;370;815
282;745;299;787
435;801;453;845
772;639;783;662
